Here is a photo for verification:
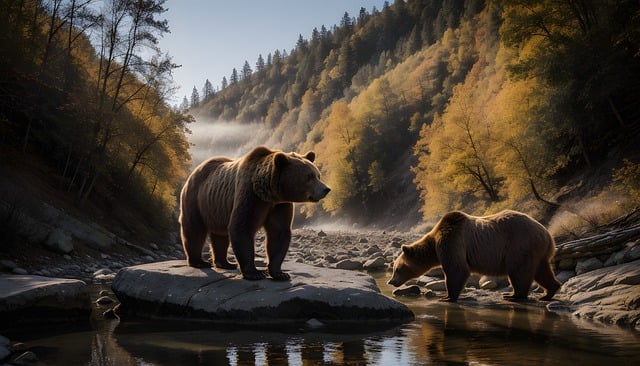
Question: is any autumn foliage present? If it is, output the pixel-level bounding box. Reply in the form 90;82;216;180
3;0;639;233
0;0;192;240
196;0;639;226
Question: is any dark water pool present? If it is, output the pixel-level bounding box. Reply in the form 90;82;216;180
5;274;640;365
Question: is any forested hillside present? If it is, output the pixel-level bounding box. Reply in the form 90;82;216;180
0;0;191;242
194;0;640;228
1;0;639;241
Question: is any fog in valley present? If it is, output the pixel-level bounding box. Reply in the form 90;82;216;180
186;116;271;168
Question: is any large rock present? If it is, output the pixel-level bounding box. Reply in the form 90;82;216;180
0;275;91;328
562;259;640;328
111;260;413;325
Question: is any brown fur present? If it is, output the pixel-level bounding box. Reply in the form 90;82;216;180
179;146;330;281
388;210;560;302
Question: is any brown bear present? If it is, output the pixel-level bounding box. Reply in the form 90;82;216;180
179;146;330;281
388;210;560;302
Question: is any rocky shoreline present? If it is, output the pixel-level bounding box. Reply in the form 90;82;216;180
3;227;640;323
2;226;640;363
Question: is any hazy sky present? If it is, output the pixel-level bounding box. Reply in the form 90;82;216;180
159;0;388;104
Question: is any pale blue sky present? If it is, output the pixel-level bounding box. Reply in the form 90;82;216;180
159;0;388;104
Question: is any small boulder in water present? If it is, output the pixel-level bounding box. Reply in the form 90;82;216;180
392;285;422;297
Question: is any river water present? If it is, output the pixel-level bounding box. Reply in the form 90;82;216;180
6;273;640;365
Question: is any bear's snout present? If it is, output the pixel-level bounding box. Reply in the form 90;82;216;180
310;184;331;202
387;277;402;287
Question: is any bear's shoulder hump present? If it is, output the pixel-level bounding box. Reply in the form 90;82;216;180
440;211;468;225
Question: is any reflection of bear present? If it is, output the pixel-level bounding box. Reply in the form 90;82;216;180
179;146;330;281
388;210;560;302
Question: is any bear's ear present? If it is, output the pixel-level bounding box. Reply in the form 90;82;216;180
274;152;289;168
304;151;316;162
401;245;415;257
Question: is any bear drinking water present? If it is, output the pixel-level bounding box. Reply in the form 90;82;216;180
388;210;560;302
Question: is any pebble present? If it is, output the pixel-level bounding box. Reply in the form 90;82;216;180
576;257;604;275
392;285;421;297
324;255;337;263
335;259;362;270
366;246;381;255
627;244;640;261
604;250;627;266
424;289;439;299
479;276;497;290
389;240;403;248
363;257;386;271
424;280;447;292
556;270;576;284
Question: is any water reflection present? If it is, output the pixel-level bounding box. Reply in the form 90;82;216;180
111;326;400;366
5;277;640;366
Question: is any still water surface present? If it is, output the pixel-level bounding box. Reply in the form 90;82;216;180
7;273;640;365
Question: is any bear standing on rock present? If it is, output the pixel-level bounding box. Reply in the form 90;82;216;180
179;146;330;281
388;210;560;302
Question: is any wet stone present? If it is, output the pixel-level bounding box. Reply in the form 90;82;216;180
392;285;422;297
576;257;604;275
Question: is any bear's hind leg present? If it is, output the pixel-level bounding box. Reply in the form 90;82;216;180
181;216;209;268
210;234;237;270
534;260;561;301
504;270;534;301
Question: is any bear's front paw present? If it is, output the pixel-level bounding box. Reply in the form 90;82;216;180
503;294;529;302
214;260;237;270
187;259;211;268
269;271;291;281
242;269;267;281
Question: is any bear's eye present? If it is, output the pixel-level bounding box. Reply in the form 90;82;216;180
307;173;315;181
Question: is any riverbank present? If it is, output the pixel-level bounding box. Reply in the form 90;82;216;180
1;225;639;331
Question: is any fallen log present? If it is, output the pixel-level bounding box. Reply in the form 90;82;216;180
554;224;640;261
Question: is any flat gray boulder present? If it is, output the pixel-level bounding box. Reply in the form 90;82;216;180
111;260;413;325
0;275;90;327
562;259;640;328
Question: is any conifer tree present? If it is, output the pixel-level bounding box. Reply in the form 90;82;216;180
190;86;200;108
180;96;189;111
230;68;239;84
241;60;252;80
202;79;214;100
256;54;265;72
